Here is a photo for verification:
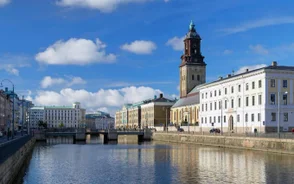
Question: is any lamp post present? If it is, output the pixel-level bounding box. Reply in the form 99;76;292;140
278;91;288;138
1;79;15;139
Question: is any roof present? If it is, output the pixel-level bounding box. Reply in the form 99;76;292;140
85;113;113;119
30;106;44;110
45;106;73;109
172;95;199;108
152;97;175;103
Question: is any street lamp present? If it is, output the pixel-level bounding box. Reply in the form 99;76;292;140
278;91;288;138
1;79;15;139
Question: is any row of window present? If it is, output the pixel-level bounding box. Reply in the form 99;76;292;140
270;79;289;88
201;95;262;111
201;80;263;99
270;94;288;105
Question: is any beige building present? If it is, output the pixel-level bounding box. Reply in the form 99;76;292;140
141;94;176;128
171;21;206;127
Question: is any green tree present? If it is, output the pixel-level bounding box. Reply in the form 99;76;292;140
59;123;64;128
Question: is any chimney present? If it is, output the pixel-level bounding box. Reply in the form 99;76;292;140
218;76;223;80
227;74;231;77
160;93;163;98
246;69;249;72
272;61;277;67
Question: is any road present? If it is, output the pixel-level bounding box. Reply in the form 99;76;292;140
0;132;27;144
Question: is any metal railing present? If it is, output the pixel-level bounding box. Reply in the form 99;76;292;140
0;135;32;164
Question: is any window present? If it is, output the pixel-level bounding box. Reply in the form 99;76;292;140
219;90;221;96
238;85;241;92
258;113;261;121
218;116;220;123
219;101;221;110
283;94;287;105
205;93;207;98
270;79;275;87
224;116;226;123
258;95;262;105
246;83;249;90
252;96;255;106
251;114;254;122
214;90;217;96
214;102;217;110
270;94;276;105
210;92;212;97
202;93;204;99
237;114;240;122
192;75;194;80
271;113;276;121
258;80;262;88
246;97;249;106
225;88;227;94
252;82;255;89
201;117;203;124
210;103;212;110
231;86;234;93
245;114;248;122
225;100;227;109
202;104;204;111
214;116;216;123
209;117;212;123
197;75;200;81
238;98;241;107
205;104;207;111
284;113;288;122
231;99;234;108
283;80;287;88
205;117;207;123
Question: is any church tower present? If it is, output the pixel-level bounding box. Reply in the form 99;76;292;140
180;21;206;98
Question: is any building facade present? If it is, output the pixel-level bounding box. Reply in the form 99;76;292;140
0;90;12;131
29;102;86;128
171;21;206;127
86;111;115;130
199;61;294;133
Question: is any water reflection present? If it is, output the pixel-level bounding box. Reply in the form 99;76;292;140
22;141;294;184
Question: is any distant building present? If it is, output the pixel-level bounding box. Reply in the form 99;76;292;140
29;102;86;128
0;90;12;131
85;111;114;130
115;94;176;129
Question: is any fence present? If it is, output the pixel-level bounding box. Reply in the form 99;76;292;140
0;135;32;164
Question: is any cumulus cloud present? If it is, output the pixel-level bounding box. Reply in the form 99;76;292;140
35;38;116;65
223;49;233;55
249;44;269;55
0;0;10;7
166;36;185;51
40;76;86;88
56;0;168;13
121;40;157;54
30;86;163;109
235;64;267;74
0;55;30;76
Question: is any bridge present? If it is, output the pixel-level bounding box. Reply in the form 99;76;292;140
34;129;152;143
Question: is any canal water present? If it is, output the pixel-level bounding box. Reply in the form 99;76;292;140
21;135;294;184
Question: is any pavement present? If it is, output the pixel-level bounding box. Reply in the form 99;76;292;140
0;132;27;145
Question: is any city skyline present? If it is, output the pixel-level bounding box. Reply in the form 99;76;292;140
1;0;294;115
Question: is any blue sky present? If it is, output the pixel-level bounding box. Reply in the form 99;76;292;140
1;0;294;115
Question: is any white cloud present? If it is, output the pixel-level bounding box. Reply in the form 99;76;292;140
35;38;116;65
121;40;157;54
223;49;233;55
166;36;185;51
235;64;267;74
107;81;173;88
29;86;165;110
56;0;167;13
220;16;294;35
0;0;10;7
0;55;30;76
249;44;269;55
40;76;87;88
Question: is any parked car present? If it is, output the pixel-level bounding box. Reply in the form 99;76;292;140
178;128;184;132
210;128;220;133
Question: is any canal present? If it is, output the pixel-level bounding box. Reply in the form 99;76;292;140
20;135;294;184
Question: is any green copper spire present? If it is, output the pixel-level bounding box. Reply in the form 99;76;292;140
189;20;195;30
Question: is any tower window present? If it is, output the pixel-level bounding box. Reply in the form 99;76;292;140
197;75;200;81
192;75;194;80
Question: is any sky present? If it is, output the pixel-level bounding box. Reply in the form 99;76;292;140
1;0;294;115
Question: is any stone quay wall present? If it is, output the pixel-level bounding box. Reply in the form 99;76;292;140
0;137;36;184
152;133;294;154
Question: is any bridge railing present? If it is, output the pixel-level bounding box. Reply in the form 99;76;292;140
0;135;32;164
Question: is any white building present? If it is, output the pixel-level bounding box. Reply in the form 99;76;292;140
29;102;86;128
199;61;294;133
86;111;115;130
